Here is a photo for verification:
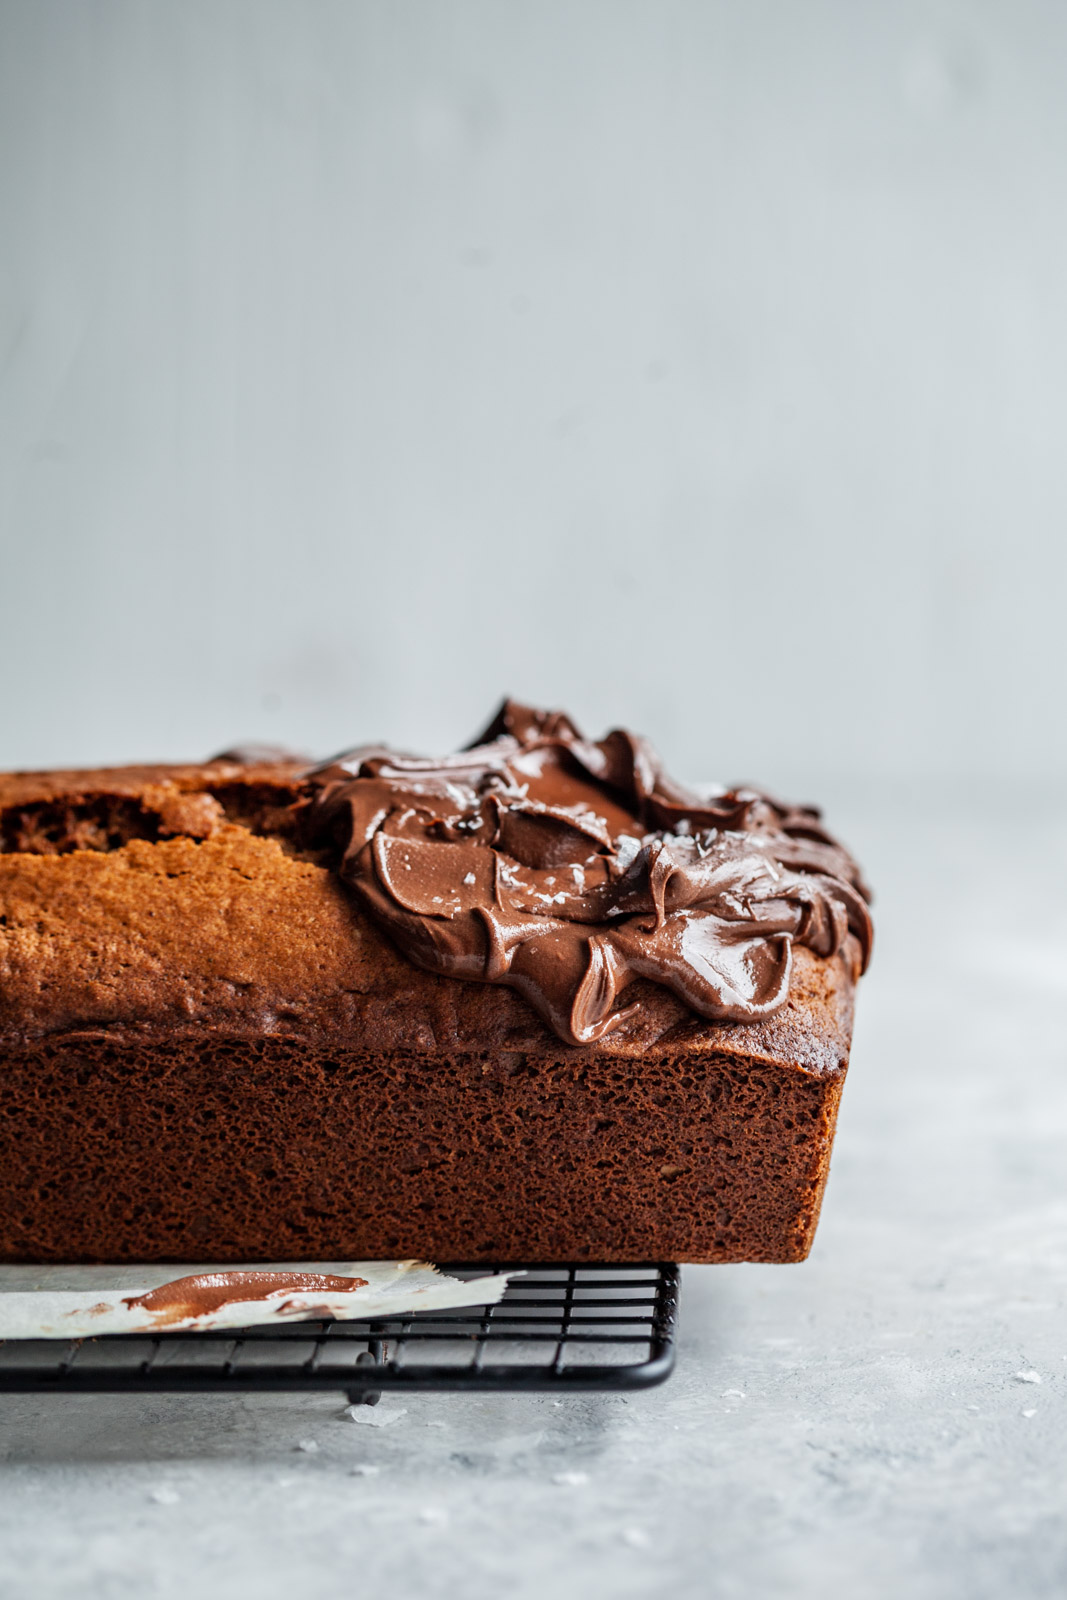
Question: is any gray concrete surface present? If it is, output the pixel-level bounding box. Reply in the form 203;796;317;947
1;793;1064;1599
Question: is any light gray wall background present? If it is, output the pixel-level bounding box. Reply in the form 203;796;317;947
2;0;1065;790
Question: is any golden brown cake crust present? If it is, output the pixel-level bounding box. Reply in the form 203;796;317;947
0;827;858;1063
0;756;862;1264
0;758;308;809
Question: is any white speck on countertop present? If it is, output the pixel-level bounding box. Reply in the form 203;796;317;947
621;1529;651;1549
148;1487;181;1506
295;1439;318;1453
551;1471;589;1487
1015;1371;1042;1384
346;1405;408;1428
349;1464;381;1477
721;1389;746;1400
1022;1409;1038;1418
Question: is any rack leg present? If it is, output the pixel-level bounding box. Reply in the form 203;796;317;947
347;1338;383;1407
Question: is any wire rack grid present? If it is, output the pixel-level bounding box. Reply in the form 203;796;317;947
0;1264;679;1401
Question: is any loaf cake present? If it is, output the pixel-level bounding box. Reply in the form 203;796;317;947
0;702;872;1265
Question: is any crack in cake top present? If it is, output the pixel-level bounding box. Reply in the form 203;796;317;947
307;700;873;1047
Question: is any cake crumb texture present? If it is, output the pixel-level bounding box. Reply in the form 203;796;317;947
0;1035;842;1263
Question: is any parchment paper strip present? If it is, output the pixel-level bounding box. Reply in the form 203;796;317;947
0;1259;514;1339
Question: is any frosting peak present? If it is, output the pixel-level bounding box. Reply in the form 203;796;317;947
309;701;872;1046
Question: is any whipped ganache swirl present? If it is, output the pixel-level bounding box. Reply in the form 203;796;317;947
308;701;873;1047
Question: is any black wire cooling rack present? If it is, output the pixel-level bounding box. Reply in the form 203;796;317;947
0;1264;679;1400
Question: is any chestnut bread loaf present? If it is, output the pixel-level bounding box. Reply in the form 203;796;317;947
0;710;869;1264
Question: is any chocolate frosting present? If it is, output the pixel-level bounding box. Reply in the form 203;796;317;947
308;701;872;1048
122;1270;368;1324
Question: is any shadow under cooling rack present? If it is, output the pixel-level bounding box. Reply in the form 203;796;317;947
0;1264;679;1399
